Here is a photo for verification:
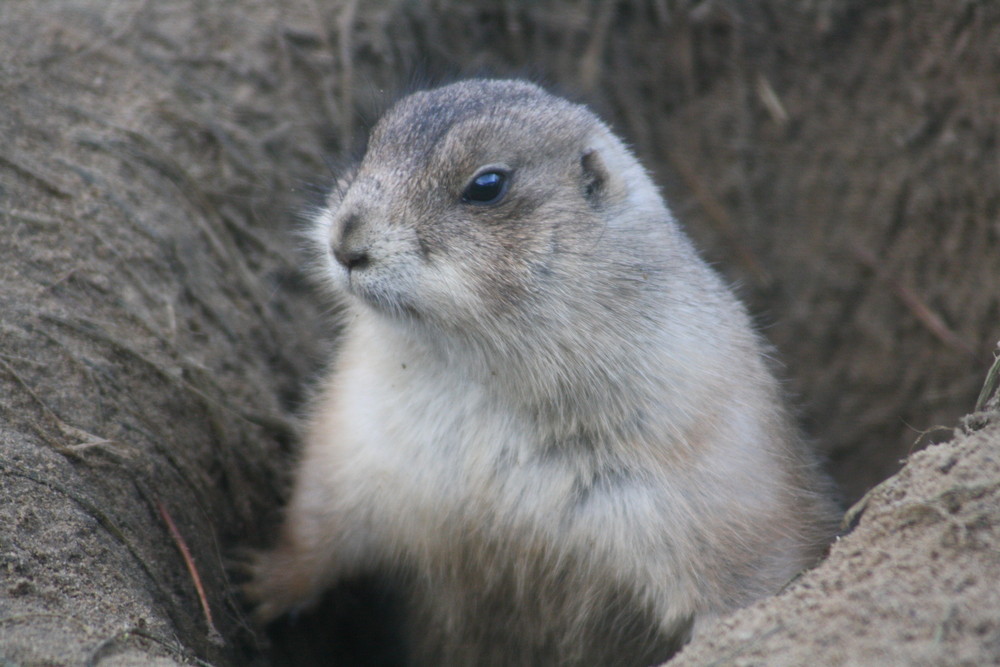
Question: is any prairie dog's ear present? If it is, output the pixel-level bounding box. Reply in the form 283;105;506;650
581;148;611;207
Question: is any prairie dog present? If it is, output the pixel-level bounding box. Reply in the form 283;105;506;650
249;79;839;665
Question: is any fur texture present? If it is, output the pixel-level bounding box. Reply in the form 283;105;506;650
248;79;839;665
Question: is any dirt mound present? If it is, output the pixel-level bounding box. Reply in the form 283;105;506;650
669;385;1000;666
1;1;997;665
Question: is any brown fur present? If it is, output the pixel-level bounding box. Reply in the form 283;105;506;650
247;79;840;665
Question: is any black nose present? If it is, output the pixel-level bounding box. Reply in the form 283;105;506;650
332;246;370;271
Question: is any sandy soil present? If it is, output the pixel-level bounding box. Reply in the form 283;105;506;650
1;1;997;664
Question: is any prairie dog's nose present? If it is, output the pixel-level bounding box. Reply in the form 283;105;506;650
332;245;370;271
332;211;370;271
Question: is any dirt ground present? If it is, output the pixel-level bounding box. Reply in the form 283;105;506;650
1;0;998;665
670;389;1000;666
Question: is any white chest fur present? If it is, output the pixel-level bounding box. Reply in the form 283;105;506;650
309;312;742;628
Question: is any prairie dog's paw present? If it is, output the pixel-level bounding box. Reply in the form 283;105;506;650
242;545;323;625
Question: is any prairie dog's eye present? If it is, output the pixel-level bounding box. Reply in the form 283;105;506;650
462;170;509;205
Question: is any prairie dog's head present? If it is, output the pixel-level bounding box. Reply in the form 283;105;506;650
312;79;671;334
